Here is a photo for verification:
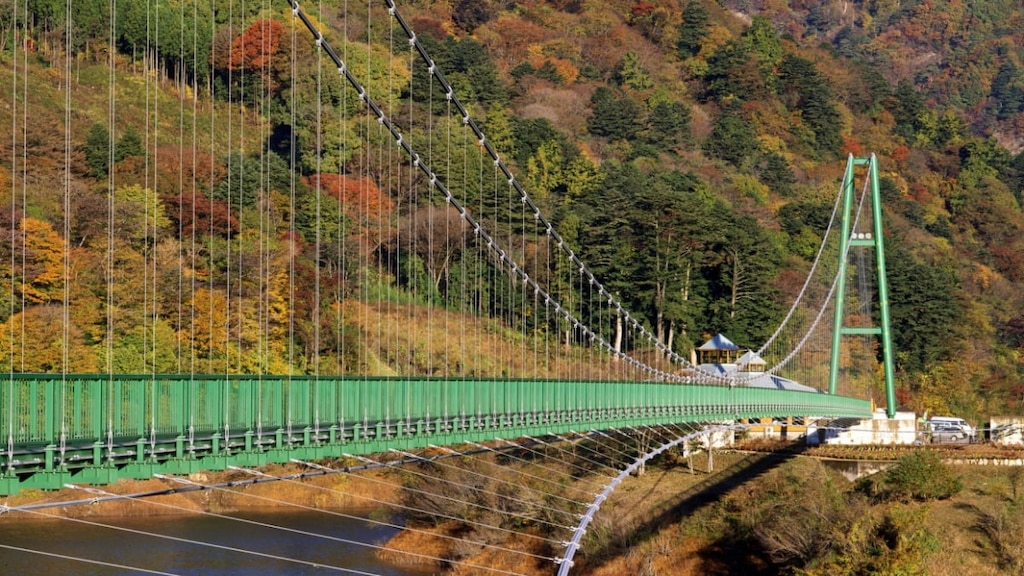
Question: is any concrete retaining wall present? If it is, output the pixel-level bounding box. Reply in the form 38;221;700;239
990;417;1024;445
807;410;918;445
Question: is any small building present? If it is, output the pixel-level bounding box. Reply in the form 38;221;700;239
736;350;767;373
697;333;741;364
695;334;818;393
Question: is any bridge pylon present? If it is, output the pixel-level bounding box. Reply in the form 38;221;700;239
828;154;897;418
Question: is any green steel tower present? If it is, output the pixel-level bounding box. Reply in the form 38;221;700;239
829;154;897;418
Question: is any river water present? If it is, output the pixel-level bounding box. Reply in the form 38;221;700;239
0;509;437;575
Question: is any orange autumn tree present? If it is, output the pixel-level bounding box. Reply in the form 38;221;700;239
0;306;98;372
230;19;284;72
153;145;228;197
17;217;65;305
229;18;285;92
305;173;395;251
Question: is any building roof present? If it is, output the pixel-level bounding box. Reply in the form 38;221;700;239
694;362;821;392
737;350;766;365
698;333;740;351
744;373;820;393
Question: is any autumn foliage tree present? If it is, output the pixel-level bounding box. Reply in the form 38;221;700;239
153;146;227;197
229;19;283;72
163;193;239;238
304;173;395;250
16;217;66;305
226;18;285;94
0;306;98;372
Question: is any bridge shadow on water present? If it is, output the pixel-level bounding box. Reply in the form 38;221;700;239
586;441;811;575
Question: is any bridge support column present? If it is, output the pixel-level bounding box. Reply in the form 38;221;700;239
92;440;103;466
829;154;897;418
44;444;56;472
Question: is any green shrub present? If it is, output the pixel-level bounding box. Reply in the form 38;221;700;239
881;451;962;502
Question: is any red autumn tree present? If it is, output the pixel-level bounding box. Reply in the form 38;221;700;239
304;173;395;246
229;19;284;72
154;146;228;196
162;192;239;239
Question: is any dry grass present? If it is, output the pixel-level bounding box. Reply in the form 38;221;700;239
921;465;1023;576
342;298;666;380
580;456;1024;576
373;450;742;575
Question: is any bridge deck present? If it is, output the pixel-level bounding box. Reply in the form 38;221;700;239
1;374;870;494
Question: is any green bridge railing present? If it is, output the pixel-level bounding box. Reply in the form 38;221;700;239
0;374;871;494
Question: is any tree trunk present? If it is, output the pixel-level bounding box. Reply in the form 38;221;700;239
655;280;666;344
678;262;692;345
635;429;650;476
613;313;623;361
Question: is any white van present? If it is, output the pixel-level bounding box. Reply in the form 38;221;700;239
927;416;975;440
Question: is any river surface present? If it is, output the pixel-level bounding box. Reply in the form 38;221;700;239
0;509;437;575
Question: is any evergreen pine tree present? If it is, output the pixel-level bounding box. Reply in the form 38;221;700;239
84;124;111;178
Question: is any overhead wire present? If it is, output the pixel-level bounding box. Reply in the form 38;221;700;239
17;0;27;374
292;459;568;547
223;0;233;381
352;451;580;529
60;0;72;469
516;434;620;478
387;447;586;510
164;468;558;564
555;423;747;575
313;0;324;430
177;0;186;372
446;441;605;493
106;0;117;379
764;172;872;380
465;440;608;491
4;0;17;476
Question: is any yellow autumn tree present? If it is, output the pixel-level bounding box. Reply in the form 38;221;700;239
18;217;66;305
114;184;171;247
0;305;98;372
184;287;230;366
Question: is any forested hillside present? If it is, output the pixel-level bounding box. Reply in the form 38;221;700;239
1;0;1023;421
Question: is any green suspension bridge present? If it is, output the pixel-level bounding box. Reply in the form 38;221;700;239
0;1;899;573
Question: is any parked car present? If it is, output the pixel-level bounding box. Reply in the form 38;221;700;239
926;416;975;443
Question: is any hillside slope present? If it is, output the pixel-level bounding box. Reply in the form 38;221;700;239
0;1;1023;419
